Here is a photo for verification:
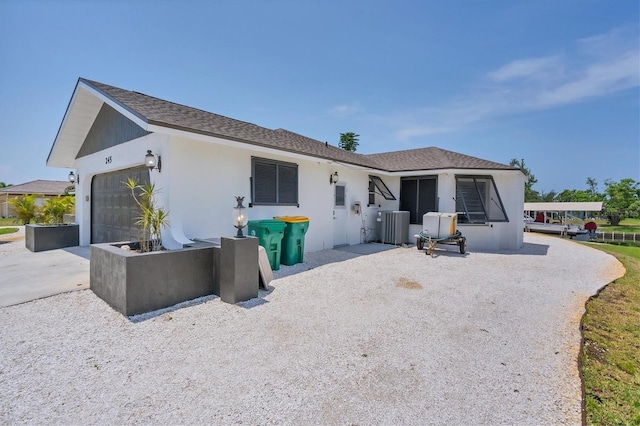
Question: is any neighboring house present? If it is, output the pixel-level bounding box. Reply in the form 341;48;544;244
47;78;525;252
0;180;70;218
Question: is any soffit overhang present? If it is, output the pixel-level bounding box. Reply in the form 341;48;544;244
46;80;148;168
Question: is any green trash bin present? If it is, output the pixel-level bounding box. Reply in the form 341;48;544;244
273;216;309;266
247;219;286;270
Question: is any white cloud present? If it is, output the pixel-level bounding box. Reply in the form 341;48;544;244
536;50;640;107
329;103;360;117
385;26;639;142
396;125;455;141
578;25;638;56
488;55;563;82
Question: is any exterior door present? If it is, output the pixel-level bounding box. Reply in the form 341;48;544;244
333;183;348;247
91;166;150;244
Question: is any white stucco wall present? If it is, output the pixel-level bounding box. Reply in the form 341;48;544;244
328;166;399;246
71;130;522;253
163;135;401;251
403;169;524;252
452;170;524;251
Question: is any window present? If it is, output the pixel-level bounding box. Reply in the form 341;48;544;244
455;175;508;223
399;176;437;224
368;175;396;201
251;157;298;206
368;181;375;206
335;184;345;207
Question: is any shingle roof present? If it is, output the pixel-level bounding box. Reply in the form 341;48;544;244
367;147;516;172
272;129;380;168
80;78;517;173
0;180;70;195
82;79;379;169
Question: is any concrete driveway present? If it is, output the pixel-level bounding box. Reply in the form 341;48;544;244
0;226;90;308
0;226;393;308
0;230;626;424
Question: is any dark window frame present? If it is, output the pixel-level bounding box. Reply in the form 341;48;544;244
368;175;396;201
455;175;509;223
368;181;376;206
251;157;299;206
399;176;438;224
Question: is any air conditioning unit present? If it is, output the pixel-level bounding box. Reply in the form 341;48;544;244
376;210;410;244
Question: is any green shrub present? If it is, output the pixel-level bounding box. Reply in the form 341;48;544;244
39;195;75;224
8;195;38;225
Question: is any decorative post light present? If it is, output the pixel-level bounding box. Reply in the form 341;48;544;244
233;196;248;238
68;171;76;184
145;150;162;172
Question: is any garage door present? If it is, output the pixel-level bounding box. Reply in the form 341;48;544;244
91;166;150;244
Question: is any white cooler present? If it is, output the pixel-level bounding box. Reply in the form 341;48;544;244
422;212;458;238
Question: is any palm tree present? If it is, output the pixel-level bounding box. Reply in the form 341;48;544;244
339;132;360;152
9;194;38;224
510;158;538;201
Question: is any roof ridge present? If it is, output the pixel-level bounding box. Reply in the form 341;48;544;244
274;128;334;146
3;179;67;185
0;180;70;194
81;78;272;132
366;146;442;156
273;128;384;166
68;79;516;173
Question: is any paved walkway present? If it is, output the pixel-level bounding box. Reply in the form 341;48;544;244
0;226;90;308
0;226;395;307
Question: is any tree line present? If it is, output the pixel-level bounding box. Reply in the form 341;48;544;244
510;158;640;225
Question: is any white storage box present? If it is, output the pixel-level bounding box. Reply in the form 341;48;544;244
422;212;458;238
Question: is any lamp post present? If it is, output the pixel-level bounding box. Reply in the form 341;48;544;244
233;196;248;238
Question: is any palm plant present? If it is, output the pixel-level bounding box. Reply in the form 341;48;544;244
9;194;38;225
124;178;169;252
40;195;75;224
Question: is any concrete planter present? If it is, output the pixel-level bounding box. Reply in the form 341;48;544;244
25;224;79;252
90;236;258;316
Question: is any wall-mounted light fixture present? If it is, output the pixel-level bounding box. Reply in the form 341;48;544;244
329;171;339;184
68;171;77;184
145;150;162;173
233;196;248;238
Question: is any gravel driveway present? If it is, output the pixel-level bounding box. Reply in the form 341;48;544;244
0;233;624;425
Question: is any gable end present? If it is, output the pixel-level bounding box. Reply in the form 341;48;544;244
76;103;150;159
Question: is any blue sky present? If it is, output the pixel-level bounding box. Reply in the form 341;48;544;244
1;0;638;194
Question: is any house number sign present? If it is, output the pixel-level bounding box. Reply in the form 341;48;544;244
105;155;112;164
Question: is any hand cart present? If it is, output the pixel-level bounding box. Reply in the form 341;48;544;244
415;230;466;256
415;212;467;256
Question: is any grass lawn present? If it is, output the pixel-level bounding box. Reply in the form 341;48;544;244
596;218;640;234
0;227;19;235
0;217;19;226
580;242;640;425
